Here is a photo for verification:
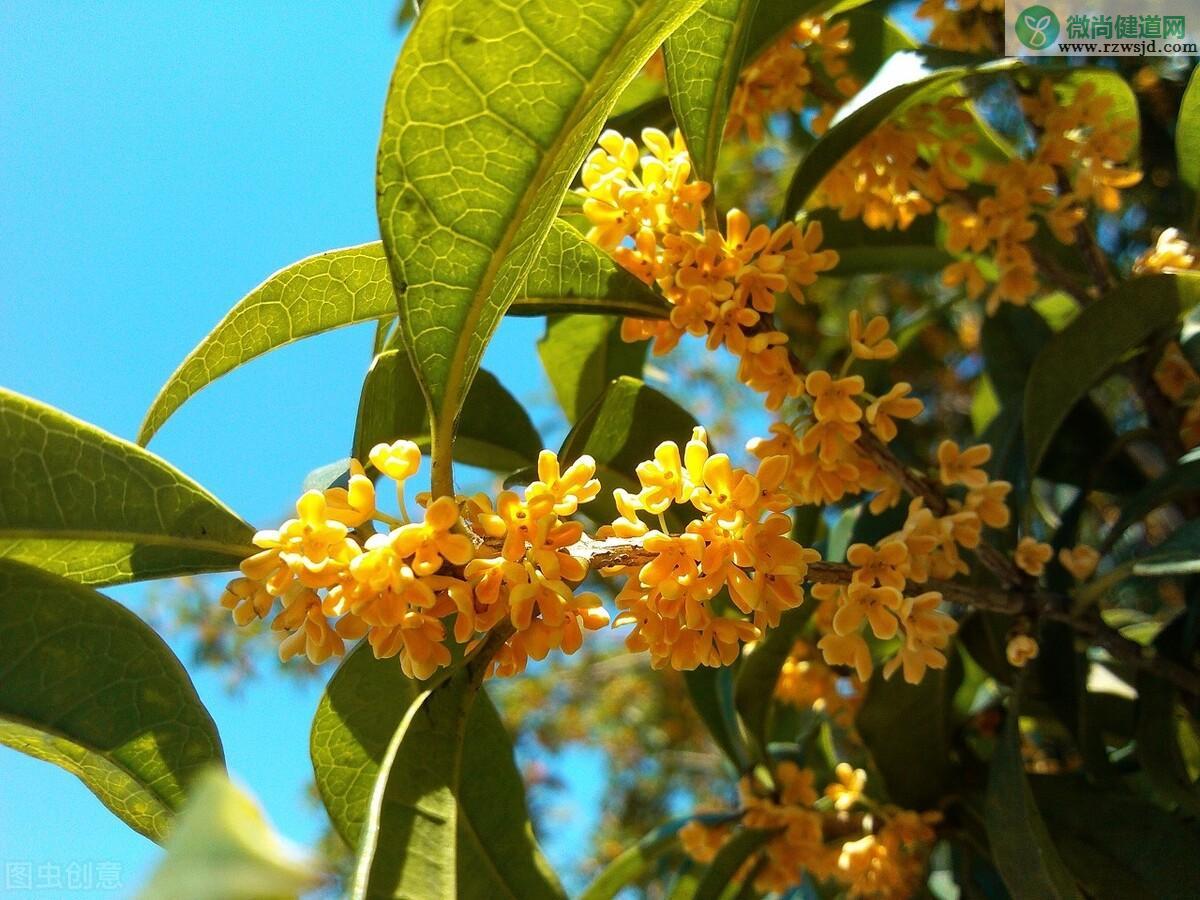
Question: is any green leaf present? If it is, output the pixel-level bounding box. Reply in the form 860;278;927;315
781;54;1019;219
1135;671;1200;817
1101;447;1200;553
856;651;963;808
0;387;253;586
734;606;811;766
352;350;542;472
685;827;772;900
138;225;666;446
1033;775;1200;900
313;646;563;899
377;0;703;496
0;560;223;842
516;218;669;321
985;701;1082;899
812;210;952;275
138;243;396;445
684;664;749;772
580;815;731;900
1024;275;1192;476
136;770;321;900
1178;65;1200;229
560;376;699;526
538;315;647;424
663;0;760;183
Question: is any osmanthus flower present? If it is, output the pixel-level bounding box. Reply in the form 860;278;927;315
725;16;858;142
865;383;923;443
1059;544;1100;581
916;0;1001;52
847;311;898;360
1006;634;1040;667
847;539;909;590
774;638;862;723
601;433;819;670
805;370;865;424
221;440;613;679
825;762;867;810
1015;536;1054;576
1135;228;1200;275
936;439;992;489
964;480;1013;529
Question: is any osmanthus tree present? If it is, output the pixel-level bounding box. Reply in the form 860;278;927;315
5;0;1200;897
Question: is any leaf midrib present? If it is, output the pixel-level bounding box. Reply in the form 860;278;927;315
0;528;253;558
428;1;665;480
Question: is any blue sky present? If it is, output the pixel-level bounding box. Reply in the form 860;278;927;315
0;3;596;895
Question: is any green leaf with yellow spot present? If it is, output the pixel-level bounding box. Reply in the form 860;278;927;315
0;387;254;586
664;0;760;184
138;222;665;446
0;560;222;843
377;0;704;495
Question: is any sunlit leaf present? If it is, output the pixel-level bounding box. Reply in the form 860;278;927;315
136;770;320;899
1178;65;1200;228
0;560;222;842
580;815;733;900
538;315;647;424
377;0;703;496
664;0;760;183
0;387;253;586
139;224;665;445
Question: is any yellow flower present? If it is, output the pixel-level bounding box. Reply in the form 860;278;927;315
527;450;600;516
848;311;898;360
865;382;923;442
937;440;991;489
847;539;908;590
1058;544;1100;580
1006;634;1039;667
805;370;865;424
825;762;867;810
1015;536;1053;576
635;440;688;514
834;583;902;639
817;630;873;682
390;496;474;577
369;439;421;482
322;459;376;527
965;480;1012;529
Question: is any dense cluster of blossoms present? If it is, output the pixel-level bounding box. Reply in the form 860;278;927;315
220;441;610;679
726;17;859;141
915;0;1002;52
600;428;821;669
679;761;939;897
816;81;1141;312
578;127;838;409
775;638;862;724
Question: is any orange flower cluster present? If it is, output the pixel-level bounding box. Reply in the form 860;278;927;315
220;442;610;679
746;344;921;508
818;96;976;231
774;638;862;724
806;441;1012;684
938;79;1141;312
726;17;859;141
915;0;1003;52
579;128;839;410
600;429;821;670
679;761;939;897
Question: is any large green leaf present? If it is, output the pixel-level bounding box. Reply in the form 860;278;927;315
136;770;320;900
559;376;699;527
813;210;952;275
314;646;563;899
734;606;811;766
985;699;1081;899
138;224;665;445
663;0;760;184
377;0;703;496
684;664;749;772
352;350;542;472
0;560;222;842
538;315;647;424
1102;447;1200;553
1023;275;1192;476
855;650;963;809
781;54;1019;219
1179;65;1200;229
1033;775;1200;900
0;387;253;586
